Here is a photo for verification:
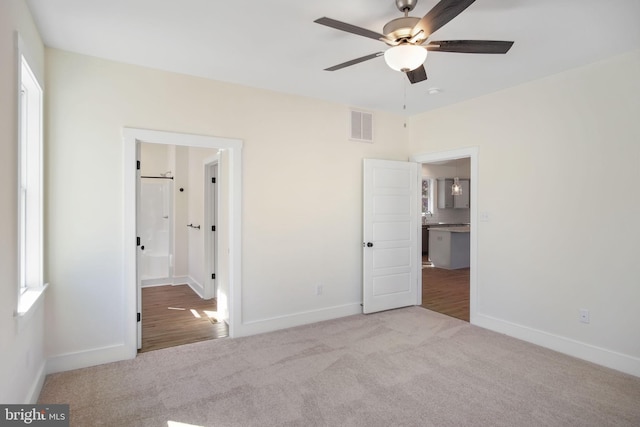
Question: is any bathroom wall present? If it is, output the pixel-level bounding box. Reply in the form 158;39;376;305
139;142;216;291
186;147;218;291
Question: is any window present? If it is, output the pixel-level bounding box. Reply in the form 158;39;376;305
422;178;433;217
17;50;45;315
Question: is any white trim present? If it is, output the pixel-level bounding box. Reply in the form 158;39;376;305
141;278;200;288
237;303;362;337
203;157;219;300
475;313;640;377
24;361;47;404
123;128;243;359
16;32;45;312
185;276;204;298
15;283;48;328
46;344;131;374
140;278;173;287
411;147;479;322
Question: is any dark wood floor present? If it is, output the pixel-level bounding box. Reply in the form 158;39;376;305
140;264;468;353
140;284;228;353
421;258;470;322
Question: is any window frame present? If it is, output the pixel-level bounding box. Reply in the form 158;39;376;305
421;177;434;217
15;33;46;317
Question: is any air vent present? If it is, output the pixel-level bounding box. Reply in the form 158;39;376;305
350;110;373;143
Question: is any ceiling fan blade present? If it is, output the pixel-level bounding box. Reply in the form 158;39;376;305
426;40;514;54
405;65;428;84
324;52;384;71
411;0;476;39
314;17;386;41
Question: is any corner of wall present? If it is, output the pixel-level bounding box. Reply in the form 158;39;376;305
474;313;640;378
24;361;47;404
46;344;133;375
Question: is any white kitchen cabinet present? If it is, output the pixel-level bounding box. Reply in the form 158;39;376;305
429;228;470;269
453;179;470;209
437;179;454;209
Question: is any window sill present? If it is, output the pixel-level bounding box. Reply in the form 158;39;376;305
15;283;49;319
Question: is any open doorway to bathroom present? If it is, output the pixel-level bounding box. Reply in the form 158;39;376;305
137;142;228;352
420;157;471;322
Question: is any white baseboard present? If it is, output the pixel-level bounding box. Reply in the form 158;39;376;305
46;343;133;374
474;313;640;378
172;276;204;298
141;278;173;287
171;276;190;286
234;303;362;338
187;277;204;298
24;361;47;404
141;276;204;297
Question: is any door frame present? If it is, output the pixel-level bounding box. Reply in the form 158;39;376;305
411;147;478;324
123;128;243;357
203;156;219;300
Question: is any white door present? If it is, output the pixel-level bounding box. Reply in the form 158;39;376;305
363;159;419;314
135;143;142;349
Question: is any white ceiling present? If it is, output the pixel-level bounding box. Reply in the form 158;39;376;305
26;0;640;115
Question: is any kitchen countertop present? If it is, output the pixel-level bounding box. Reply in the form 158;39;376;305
422;223;469;228
429;226;470;233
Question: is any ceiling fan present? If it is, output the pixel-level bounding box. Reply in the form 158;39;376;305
314;0;514;84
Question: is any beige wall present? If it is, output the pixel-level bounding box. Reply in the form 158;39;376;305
140;142;170;176
43;47;640;376
409;50;640;371
44;48;409;368
0;0;46;403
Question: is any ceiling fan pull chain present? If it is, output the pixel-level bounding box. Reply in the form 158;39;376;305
403;77;408;128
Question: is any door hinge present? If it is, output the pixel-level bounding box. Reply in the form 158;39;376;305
136;236;141;246
211;177;216;184
211;225;216;232
137;312;141;322
211;273;216;280
136;160;140;170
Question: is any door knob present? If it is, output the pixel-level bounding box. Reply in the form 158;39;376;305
367;242;374;247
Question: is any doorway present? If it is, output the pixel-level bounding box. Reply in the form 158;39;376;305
123;128;243;357
137;143;226;352
411;148;477;324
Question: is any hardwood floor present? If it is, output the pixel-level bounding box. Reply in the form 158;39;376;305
140;284;228;353
421;259;470;322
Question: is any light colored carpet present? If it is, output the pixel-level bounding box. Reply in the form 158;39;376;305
38;307;640;426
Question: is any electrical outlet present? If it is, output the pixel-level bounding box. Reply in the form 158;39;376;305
579;309;590;324
480;211;490;222
316;284;323;296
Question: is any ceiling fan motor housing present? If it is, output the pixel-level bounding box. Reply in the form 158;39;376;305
395;0;418;13
383;17;421;44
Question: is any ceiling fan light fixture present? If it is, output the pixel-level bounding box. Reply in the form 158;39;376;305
384;45;427;72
